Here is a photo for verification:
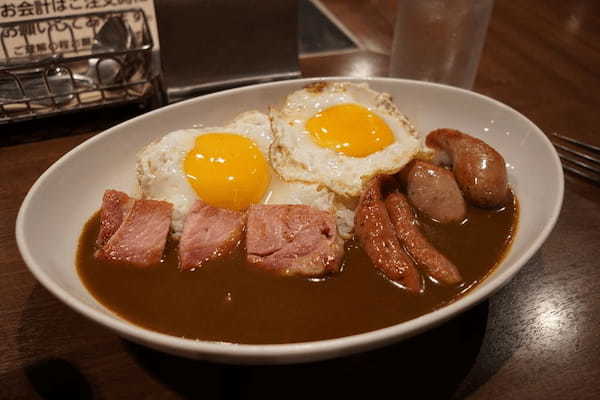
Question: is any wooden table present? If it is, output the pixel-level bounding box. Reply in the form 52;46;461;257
1;1;599;398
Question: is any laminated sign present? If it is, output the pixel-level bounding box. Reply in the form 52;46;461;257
0;0;160;61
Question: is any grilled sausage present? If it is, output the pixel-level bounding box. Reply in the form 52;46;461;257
385;192;462;286
355;176;422;293
399;160;466;223
426;129;508;208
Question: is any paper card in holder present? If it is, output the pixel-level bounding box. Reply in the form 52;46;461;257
0;8;161;124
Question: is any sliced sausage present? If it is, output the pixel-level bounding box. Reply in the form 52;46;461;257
426;129;508;208
355;176;421;293
385;192;462;286
399;160;466;223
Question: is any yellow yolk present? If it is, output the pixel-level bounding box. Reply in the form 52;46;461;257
305;103;395;157
184;133;270;211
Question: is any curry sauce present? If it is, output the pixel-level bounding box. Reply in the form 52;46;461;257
77;191;517;344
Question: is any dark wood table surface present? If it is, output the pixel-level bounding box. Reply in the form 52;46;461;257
1;1;599;398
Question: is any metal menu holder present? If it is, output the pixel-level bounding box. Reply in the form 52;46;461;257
0;9;160;124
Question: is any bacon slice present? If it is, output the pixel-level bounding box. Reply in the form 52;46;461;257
95;191;172;267
246;204;344;277
385;192;462;285
178;200;245;271
96;189;135;248
354;176;421;293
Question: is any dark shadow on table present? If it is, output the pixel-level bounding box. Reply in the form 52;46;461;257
126;300;491;399
0;104;143;147
16;284;99;400
22;358;94;400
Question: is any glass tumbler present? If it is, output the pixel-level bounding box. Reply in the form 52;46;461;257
389;0;494;89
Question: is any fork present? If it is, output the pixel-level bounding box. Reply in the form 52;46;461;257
550;133;600;184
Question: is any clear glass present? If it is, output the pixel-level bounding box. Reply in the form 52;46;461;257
389;0;494;89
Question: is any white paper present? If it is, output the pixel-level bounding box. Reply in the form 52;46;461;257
0;0;160;61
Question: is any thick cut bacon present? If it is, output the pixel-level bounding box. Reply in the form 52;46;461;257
246;204;344;277
95;190;172;267
96;189;135;248
354;176;421;293
178;200;245;270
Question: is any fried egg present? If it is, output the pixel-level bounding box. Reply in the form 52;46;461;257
136;111;354;238
270;82;420;198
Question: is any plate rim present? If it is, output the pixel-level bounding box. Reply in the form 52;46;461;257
15;76;565;363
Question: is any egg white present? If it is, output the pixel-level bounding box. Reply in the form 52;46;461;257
136;111;354;239
270;82;421;198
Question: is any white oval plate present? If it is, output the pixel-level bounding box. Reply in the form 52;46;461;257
16;77;563;364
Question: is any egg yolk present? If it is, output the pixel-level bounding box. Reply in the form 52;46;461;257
184;133;270;211
305;103;395;157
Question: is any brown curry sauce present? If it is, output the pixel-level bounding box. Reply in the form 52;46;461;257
77;191;517;344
